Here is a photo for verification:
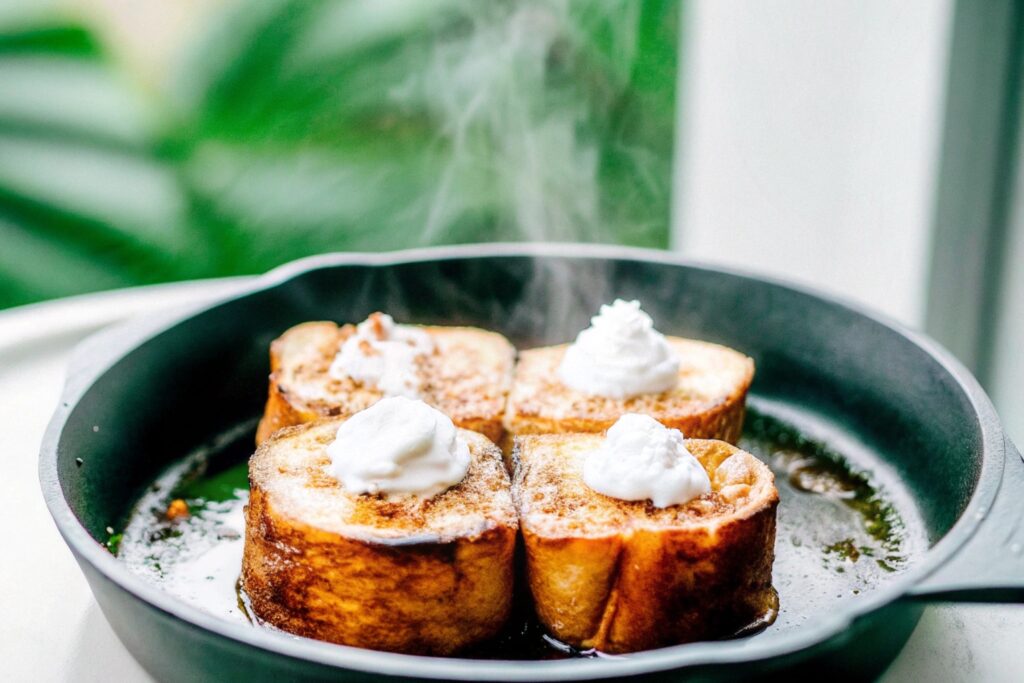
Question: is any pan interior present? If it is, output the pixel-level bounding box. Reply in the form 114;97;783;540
113;392;928;658
55;252;981;662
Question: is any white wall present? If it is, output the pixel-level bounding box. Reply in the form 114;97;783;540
672;0;953;327
990;130;1024;445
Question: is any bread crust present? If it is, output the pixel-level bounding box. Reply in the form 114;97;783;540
255;321;514;445
504;339;754;443
242;420;517;655
512;435;778;653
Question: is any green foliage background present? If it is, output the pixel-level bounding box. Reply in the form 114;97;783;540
0;0;679;309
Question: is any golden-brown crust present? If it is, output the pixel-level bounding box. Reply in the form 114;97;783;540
255;321;514;445
512;435;778;653
504;339;754;444
243;420;518;655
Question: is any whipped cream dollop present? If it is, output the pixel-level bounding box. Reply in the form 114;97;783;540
558;299;679;399
329;312;433;398
326;397;470;498
583;413;710;507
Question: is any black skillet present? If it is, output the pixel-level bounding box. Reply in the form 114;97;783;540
40;244;1024;681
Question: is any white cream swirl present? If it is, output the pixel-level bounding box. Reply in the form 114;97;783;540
329;312;433;398
558;299;679;399
583;413;710;507
326;397;470;498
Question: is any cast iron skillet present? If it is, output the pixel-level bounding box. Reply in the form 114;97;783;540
40;244;1024;681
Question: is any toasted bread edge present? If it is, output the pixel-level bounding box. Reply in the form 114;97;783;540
242;483;518;655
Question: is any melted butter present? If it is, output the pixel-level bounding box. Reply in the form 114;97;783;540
114;402;923;657
118;423;253;625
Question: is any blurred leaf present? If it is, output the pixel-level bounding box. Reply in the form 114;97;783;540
0;25;100;57
0;56;150;147
0;18;202;307
0;0;679;309
0;215;136;309
181;143;434;272
170;0;679;258
0;134;187;252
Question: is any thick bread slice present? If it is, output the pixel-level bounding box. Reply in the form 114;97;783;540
256;321;515;445
512;434;777;653
243;419;518;655
505;338;754;443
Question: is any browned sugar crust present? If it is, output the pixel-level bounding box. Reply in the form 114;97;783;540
243;419;517;655
504;339;754;444
512;434;778;653
256;321;515;445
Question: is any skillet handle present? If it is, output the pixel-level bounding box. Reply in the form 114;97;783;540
906;436;1024;602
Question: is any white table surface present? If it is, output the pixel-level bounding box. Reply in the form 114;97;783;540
2;281;1022;682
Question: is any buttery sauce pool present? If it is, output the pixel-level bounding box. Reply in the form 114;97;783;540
115;399;926;659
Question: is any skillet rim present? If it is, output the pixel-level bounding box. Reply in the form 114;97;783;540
38;242;1006;680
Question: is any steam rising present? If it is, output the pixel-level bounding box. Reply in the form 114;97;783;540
385;1;662;341
402;1;606;245
228;2;677;345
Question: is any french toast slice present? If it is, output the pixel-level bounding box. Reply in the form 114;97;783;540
242;419;518;655
505;339;754;443
512;434;778;653
256;321;515;444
